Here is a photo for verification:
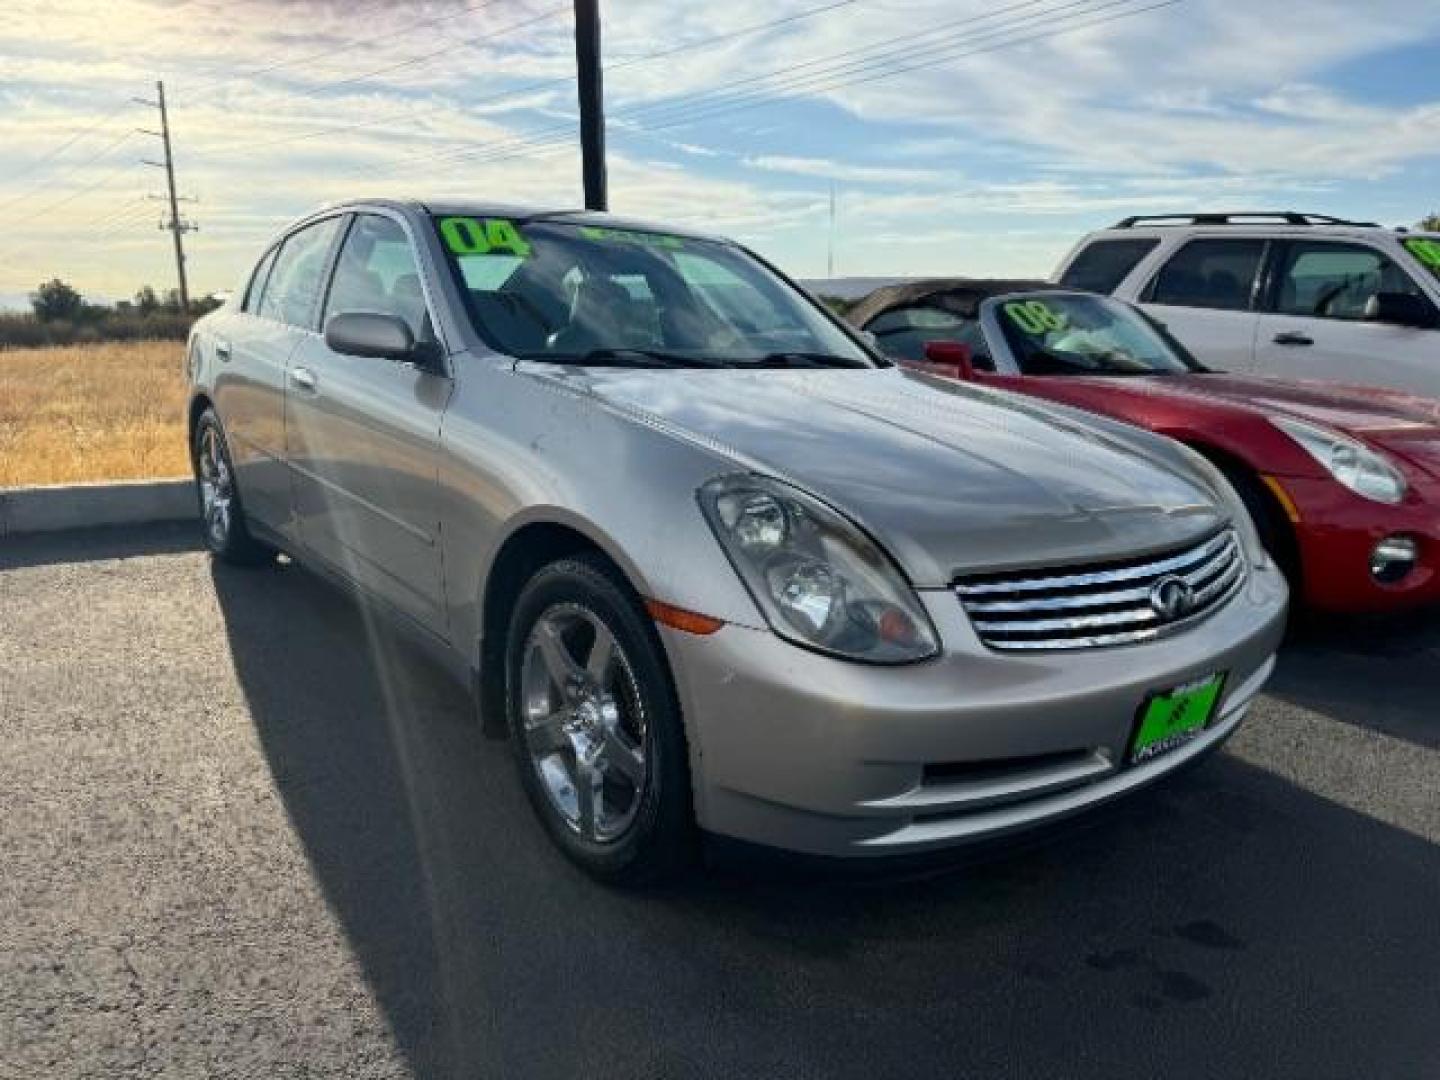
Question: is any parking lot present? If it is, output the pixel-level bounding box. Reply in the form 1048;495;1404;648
2;523;1438;1079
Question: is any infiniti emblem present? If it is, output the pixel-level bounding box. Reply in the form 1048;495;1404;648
1149;575;1195;621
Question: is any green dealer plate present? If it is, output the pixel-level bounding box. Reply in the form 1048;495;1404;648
1129;673;1226;765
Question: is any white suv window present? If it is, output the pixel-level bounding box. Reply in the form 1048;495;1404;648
1058;238;1159;294
1147;239;1265;311
1273;241;1430;322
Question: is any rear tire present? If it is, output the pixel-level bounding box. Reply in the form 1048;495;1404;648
192;409;270;566
505;552;695;885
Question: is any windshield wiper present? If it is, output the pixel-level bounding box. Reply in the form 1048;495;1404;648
518;348;725;369
746;351;870;369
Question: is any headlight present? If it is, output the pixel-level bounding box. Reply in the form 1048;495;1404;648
1270;416;1407;505
698;475;939;664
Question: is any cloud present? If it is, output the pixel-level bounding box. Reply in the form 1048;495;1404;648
2;0;1439;294
745;154;950;186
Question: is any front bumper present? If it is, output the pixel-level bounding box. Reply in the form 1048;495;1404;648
1282;476;1440;612
662;561;1287;858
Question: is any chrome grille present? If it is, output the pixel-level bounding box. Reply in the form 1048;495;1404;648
956;530;1245;651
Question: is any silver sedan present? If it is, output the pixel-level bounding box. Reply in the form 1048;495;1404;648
185;200;1287;882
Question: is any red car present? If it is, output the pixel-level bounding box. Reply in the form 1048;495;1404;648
851;280;1440;613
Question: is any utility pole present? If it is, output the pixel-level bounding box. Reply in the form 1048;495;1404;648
827;180;836;279
573;0;607;211
136;80;194;310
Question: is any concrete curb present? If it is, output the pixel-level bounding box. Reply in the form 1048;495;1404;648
0;479;194;537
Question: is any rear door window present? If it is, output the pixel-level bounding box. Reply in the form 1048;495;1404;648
1146;239;1265;311
242;247;279;314
1271;242;1432;322
259;217;345;330
1058;238;1159;294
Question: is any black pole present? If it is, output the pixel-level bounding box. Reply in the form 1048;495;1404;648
573;0;607;211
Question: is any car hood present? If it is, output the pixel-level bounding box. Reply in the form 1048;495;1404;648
1103;373;1440;481
530;365;1224;587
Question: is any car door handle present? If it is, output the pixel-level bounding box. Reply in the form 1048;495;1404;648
1272;332;1314;347
290;367;317;392
215;341;232;362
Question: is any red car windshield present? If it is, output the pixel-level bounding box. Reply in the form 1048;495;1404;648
992;293;1202;376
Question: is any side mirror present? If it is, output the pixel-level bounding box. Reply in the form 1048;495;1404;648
326;311;437;366
924;339;975;380
1366;292;1437;329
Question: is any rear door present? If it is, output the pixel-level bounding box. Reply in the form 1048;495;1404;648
1136;237;1267;372
1251;239;1440;394
210;237;305;533
285;211;452;631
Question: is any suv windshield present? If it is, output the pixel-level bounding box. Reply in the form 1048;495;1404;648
432;215;873;368
990;293;1201;376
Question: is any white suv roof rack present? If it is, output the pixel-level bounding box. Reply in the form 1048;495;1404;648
1110;211;1381;229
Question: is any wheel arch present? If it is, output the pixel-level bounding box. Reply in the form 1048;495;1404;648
475;517;640;738
186;392;214;457
1172;434;1302;583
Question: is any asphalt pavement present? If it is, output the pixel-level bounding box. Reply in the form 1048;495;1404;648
2;524;1437;1079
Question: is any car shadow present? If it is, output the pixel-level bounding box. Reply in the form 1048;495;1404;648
209;561;1440;1079
0;520;202;571
1268;608;1440;750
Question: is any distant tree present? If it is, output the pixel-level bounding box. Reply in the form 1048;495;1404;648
30;278;83;323
162;288;185;314
134;285;160;315
1419;213;1440;232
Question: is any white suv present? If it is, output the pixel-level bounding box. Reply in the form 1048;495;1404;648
1053;213;1440;397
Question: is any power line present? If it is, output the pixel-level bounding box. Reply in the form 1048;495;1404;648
288;6;568;100
400;0;1182;183
0;125;138;216
0;102;135;191
26;158;142;219
88;201;157;243
174;0;520;101
187;0;865;160
357;0;1156;178
355;0;1088;173
616;0;1154;133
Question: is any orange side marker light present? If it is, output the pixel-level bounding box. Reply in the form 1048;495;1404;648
645;599;725;635
1260;475;1302;524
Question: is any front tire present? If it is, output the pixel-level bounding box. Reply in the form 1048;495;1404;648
505;553;694;884
1221;465;1299;593
192;409;270;566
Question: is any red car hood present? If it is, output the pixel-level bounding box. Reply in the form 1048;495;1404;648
1036;373;1440;481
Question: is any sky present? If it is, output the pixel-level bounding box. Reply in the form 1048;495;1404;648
2;0;1439;307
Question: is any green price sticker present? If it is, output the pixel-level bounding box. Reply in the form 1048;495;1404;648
1003;299;1068;335
1405;237;1440;272
578;225;685;250
439;217;532;258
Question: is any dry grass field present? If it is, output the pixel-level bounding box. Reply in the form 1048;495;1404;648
0;340;190;488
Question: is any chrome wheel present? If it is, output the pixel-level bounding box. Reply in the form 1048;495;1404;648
197;425;234;548
519;603;648;843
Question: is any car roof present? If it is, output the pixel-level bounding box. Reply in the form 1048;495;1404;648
315;198;731;244
849;278;1053;327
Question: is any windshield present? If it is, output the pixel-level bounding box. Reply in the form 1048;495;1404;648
432;215;873;368
1403;236;1440;283
990;293;1201;376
